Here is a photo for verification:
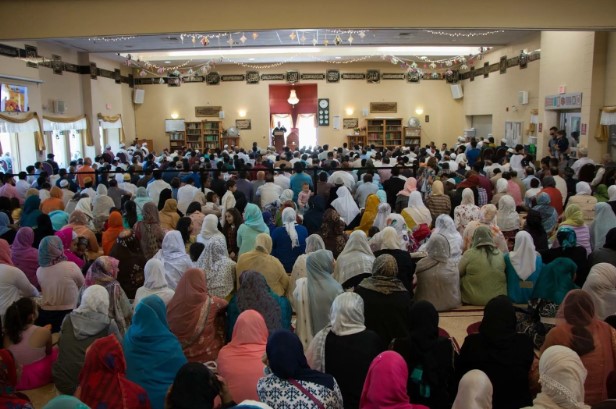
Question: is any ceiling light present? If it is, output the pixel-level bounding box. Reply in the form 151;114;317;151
248;58;255;61
335;56;341;59
288;89;299;106
164;60;171;63
167;47;322;57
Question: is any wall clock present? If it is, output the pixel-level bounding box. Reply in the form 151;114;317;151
318;98;329;126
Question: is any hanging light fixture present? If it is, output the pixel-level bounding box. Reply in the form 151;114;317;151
287;88;299;106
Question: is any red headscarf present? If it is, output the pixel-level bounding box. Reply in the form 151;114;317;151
458;174;480;189
0;239;14;266
166;268;210;341
360;351;429;409
78;335;150;409
0;349;32;407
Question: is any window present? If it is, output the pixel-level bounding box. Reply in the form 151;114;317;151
0;132;18;172
49;131;68;169
68;130;84;162
297;114;317;148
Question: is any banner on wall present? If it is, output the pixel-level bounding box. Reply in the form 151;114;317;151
0;84;28;112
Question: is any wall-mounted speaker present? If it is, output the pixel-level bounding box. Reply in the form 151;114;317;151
518;91;529;105
451;84;463;100
133;89;145;104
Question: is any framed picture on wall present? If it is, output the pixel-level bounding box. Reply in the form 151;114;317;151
195;106;222;117
500;56;507;74
235;119;251;129
483;62;489;78
326;70;340;83
246;71;259;84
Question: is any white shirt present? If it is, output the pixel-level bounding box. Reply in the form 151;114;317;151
0;265;39;317
553;175;568;205
15;179;31;201
274;174;291;190
571;157;595;178
119;182;137;196
177;184;199;215
147;179;171;205
257;182;283;208
62;188;75;206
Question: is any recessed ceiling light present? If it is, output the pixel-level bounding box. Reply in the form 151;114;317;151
248;58;255;61
164;60;171;63
335;56;342;59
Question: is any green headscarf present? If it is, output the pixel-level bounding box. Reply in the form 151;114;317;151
594;184;610;203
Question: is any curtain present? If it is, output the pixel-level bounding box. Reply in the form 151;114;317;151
0;112;45;150
296;114;317;147
596;106;616;142
43;114;93;148
97;113;125;144
271;114;293;135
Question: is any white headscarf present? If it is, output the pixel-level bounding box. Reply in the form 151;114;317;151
154;230;193;289
331;186;360;225
461;187;476;206
509;231;537;280
581;263;616;320
134;259;175;306
198;214;224;243
609;185;616;201
74;197;94;220
373;202;392;231
334;230;375;283
282;207;299;248
432;214;462;261
74;284;109;315
575;181;592;196
528;346;590;409
497;195;520;231
305;234;325;254
405;191;432;226
452;370;493;409
279;189;294;205
381;226;402;250
590;202;616;249
496;178;509;194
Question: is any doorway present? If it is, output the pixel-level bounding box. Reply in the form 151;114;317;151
268;84;317;149
470;115;493;140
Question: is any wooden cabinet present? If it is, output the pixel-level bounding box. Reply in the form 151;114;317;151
185;121;204;151
403;126;422;147
184;120;223;151
366;118;403;148
220;136;240;148
347;133;367;148
167;131;185;152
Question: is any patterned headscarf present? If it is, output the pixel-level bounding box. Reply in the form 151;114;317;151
237;271;283;333
557;227;578;250
85;256;120;286
358;254;407;295
38;235;67;267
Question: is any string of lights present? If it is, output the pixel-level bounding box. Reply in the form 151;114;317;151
88;36;135;42
424;29;504;37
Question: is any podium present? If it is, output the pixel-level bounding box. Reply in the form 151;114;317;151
273;131;285;153
286;132;299;149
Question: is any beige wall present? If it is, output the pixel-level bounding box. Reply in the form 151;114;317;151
604;32;616;106
132;61;467;151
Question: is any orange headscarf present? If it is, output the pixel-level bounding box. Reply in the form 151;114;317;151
166;268;210;341
40;186;65;214
102;211;124;255
355;194;380;234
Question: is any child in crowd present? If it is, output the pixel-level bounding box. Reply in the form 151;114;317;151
297;182;312;215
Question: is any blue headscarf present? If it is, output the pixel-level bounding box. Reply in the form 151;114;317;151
557;227;577;250
531;257;578;304
0;212;10;236
38;235;67;267
533;192;558;233
123;295;187;409
266;329;335;389
262;211;276;233
20;195;42;228
376;189;387;204
243;203;268;233
49;210;70;231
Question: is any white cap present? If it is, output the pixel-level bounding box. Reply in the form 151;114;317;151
105;144;111;150
450;153;457;160
447;178;457;185
60;179;69;187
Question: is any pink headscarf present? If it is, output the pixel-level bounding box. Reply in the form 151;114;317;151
360;351;429;409
397;177;417;197
0;239;13;266
55;227;85;268
11;227;40;288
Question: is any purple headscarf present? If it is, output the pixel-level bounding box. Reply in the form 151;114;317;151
11;227;40;289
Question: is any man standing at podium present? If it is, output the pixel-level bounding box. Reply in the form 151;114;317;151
272;121;287;136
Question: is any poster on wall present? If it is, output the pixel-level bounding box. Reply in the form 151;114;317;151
0;84;28;112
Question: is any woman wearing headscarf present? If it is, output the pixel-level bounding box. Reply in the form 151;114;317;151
591;202;616;250
289;234;325;299
595;184;610;203
456;295;534;409
237;203;269;256
0;212;15;244
452;370;493;409
20;195;42;228
154;230;193;290
355;193;380;235
218;310;269;402
66;210;99;258
40;186;65;215
320;208;348;258
555;204;592;255
75;335;150;409
157;188;173;211
462;204;509;253
84;256;132;335
271;208;308;273
491;178;509;206
159;199;181;231
74;197;96;231
294;249;343;347
32;214;55;249
524;209;549;251
355;254;412;346
53;285;121;395
0;349;35;408
401;191;432;231
459;226;507;306
175;216;193;253
542;227;590;286
186;201;205;236
134;259;175;307
497;195;520;251
92;184;115;231
522;345;590;409
0;239;39;318
55;227;85;269
569;181;598;225
257;330;343;408
108;229;145;299
222;208;243;260
505;231;543;304
414;233;461;311
36;236;85;332
123;200;138;229
373;190;391;232
307;292;383;409
391;301;457;409
195;233;235;299
533;192;559;235
541;289;616;405
395;177;417;213
303;195;326;235
331;185;361;228
101;210;123;255
197;213;224;245
425;181;451;226
167;268;228;362
359;351;429;409
589;227;616;267
454;187;481;235
582;263;616;320
133;186;152;220
272;189;295;226
10;227;40;289
227;271;291;337
123;295;187;409
334;230;376;287
426;214;463;262
134;202;165;260
48;209;69;231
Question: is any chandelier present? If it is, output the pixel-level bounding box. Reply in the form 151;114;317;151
287;89;299;106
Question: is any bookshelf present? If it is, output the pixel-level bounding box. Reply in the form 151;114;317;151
347;133;366;148
203;121;222;151
167;131;185;152
366;118;403;148
403;126;422;147
221;136;240;148
185;121;204;151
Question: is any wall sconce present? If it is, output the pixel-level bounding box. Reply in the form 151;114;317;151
415;107;424;116
170;112;179;119
238;109;247;118
345;107;354;116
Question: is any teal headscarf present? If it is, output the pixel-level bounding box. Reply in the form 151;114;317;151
43;396;90;409
123;295;187;409
49;210;70;231
376;189;387;204
38;235;67;267
531;257;578;304
20;195;42;228
243;203;269;233
557;227;577;250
